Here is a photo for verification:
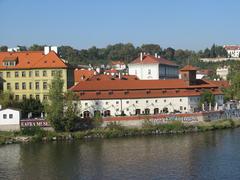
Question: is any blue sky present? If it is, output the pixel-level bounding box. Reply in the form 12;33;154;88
0;0;239;50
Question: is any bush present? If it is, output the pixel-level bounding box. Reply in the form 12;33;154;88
20;126;46;136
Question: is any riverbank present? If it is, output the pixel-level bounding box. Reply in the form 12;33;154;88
1;119;240;145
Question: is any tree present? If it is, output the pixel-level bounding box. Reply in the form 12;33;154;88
0;46;8;52
0;91;15;108
16;98;44;118
28;44;45;51
141;44;161;55
199;90;215;108
230;72;240;100
62;91;79;131
45;74;64;131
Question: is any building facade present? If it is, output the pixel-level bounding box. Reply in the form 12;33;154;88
0;108;20;131
216;66;229;80
128;53;178;80
224;45;240;58
0;48;74;101
70;65;224;118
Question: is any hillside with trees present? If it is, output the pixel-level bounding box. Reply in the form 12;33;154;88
0;43;228;69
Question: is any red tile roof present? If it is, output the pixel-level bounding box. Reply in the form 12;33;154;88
206;80;230;88
0;51;67;70
224;45;240;50
69;78;223;100
180;65;198;71
74;69;95;82
129;55;178;66
86;74;139;81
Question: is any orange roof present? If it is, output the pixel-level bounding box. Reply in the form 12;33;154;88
70;79;219;91
129;55;178;66
224;45;240;50
74;69;95;82
0;51;67;70
72;88;222;100
86;74;139;81
104;69;118;74
180;65;198;71
207;80;230;88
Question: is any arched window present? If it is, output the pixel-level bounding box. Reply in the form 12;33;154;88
145;108;150;115
154;108;159;114
163;107;168;113
104;110;111;117
83;111;90;118
135;109;141;115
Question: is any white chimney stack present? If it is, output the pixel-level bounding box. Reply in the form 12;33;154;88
50;46;58;54
155;53;158;58
140;52;143;61
44;46;50;55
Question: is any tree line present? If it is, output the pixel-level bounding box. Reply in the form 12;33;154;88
0;43;227;68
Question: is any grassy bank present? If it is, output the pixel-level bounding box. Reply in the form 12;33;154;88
1;119;240;145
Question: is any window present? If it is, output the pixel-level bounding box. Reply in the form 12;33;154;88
136;100;138;104
43;70;47;77
22;71;26;77
6;72;10;78
146;100;149;103
184;107;186;110
51;70;56;76
85;103;88;106
104;110;111;117
7;83;11;90
180;106;183;110
29;82;32;89
126;108;129;111
43;82;47;90
35;82;40;90
36;95;40;100
155;100;158;103
116;101;119;104
15;82;19;90
180;99;182;102
164;99;166;102
15;71;19;77
145;108;150;115
106;102;108;105
135;109;141;115
22;82;26;90
83;111;90;118
35;70;39;77
43;95;48;100
126;101;129;104
95;102;99;105
15;95;19;101
3;114;7;119
29;71;32;77
154;108;159;114
148;69;151;75
9;114;13;119
22;95;26;99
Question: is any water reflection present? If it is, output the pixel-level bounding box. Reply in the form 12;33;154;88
1;129;240;179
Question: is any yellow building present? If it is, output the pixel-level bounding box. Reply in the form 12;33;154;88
0;50;74;101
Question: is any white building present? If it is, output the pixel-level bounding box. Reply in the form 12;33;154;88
111;61;126;71
216;66;229;80
70;65;224;118
128;53;178;80
224;45;240;58
0;107;20;131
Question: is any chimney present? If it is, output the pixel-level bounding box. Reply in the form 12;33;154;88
158;55;161;58
50;46;58;54
44;46;50;55
140;52;143;61
155;53;158;58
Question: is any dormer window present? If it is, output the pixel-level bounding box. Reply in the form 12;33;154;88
3;56;18;66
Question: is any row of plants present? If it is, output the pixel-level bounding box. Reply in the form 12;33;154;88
1;119;240;145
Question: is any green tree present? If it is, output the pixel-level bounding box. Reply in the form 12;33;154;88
45;74;64;131
0;91;15;108
199;90;215;108
230;72;240;100
0;46;8;52
141;44;161;55
62;91;79;131
28;44;45;51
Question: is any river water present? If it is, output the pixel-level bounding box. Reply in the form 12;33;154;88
1;129;240;180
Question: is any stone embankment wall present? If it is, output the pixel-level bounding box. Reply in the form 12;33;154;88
102;110;240;127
